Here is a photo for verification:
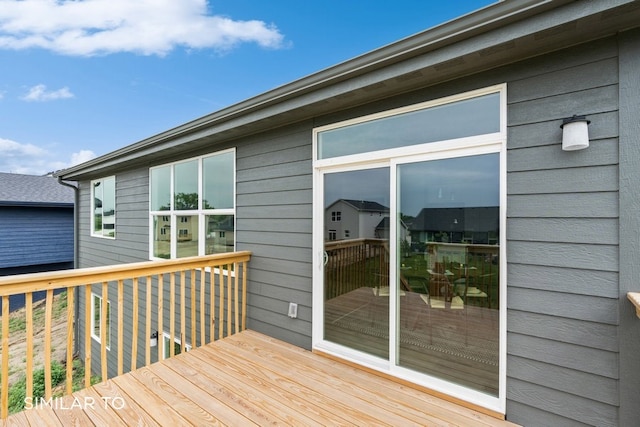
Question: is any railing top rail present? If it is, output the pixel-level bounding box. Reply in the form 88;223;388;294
0;251;252;297
324;238;387;250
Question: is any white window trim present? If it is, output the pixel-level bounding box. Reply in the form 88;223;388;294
90;293;111;350
149;148;236;261
311;84;507;414
161;332;191;360
90;176;116;239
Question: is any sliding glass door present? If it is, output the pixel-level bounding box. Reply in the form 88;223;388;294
313;85;506;412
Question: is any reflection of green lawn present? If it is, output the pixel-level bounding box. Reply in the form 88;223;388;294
177;240;199;257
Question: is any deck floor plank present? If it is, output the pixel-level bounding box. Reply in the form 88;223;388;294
129;366;222;426
21;404;64;426
202;335;428;426
235;330;511;427
180;346;323;426
50;395;95;426
190;341;375;426
73;386;130;426
160;352;287;426
110;371;193;426
91;379;162;426
222;330;485;427
4;330;518;426
147;356;258;426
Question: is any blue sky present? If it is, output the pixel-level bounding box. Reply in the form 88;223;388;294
0;0;494;175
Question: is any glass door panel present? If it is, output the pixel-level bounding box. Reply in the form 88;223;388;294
396;153;500;396
323;167;390;359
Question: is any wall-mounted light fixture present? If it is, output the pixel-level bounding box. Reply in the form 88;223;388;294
150;331;158;348
560;115;591;151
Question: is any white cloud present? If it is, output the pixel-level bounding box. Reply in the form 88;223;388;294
0;137;96;175
69;149;97;166
21;84;74;102
0;0;285;56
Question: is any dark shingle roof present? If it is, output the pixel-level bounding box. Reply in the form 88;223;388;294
341;199;389;212
0;172;74;207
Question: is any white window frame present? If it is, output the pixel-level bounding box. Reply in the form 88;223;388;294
149;148;236;260
161;332;191;360
90;176;116;239
90;293;111;350
311;84;507;414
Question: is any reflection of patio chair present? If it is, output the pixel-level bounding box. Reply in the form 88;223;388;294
427;262;453;303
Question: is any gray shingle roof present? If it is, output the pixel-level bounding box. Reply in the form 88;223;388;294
0;172;74;207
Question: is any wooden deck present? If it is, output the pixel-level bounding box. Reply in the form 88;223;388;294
5;330;518;426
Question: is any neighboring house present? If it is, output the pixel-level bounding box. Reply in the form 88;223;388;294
324;199;389;241
0;172;75;277
410;206;499;245
55;1;640;425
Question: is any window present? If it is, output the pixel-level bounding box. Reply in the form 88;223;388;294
161;332;191;359
91;293;111;349
91;176;116;238
150;149;235;259
332;211;341;221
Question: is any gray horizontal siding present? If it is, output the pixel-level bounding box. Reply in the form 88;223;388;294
503;34;620;425
507;378;617;427
235;123;313;347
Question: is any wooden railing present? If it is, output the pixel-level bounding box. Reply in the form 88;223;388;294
0;251;251;419
324;239;388;299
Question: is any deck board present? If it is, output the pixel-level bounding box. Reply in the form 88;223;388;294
8;330;518;426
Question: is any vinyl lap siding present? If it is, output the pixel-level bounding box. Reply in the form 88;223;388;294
505;37;620;426
76;169;151;377
0;206;73;269
236;122;313;349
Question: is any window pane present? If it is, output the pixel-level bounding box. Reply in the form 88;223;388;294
152;216;171;259
104;300;111;348
93;182;103;235
151;166;171;211
318;92;500;159
92;295;101;338
206;215;234;254
176;215;199;258
397;153;500;396
323;168;390;360
174;160;198;210
102;177;116;238
203;151;234;209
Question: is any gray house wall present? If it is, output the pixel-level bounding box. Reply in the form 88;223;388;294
71;31;633;425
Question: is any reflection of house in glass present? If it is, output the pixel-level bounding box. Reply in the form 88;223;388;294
409;207;498;246
206;215;234;253
325;199;389;241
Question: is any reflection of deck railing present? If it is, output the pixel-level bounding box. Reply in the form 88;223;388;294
0;251;251;419
324;239;388;299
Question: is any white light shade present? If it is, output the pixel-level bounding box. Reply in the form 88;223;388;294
561;116;590;151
